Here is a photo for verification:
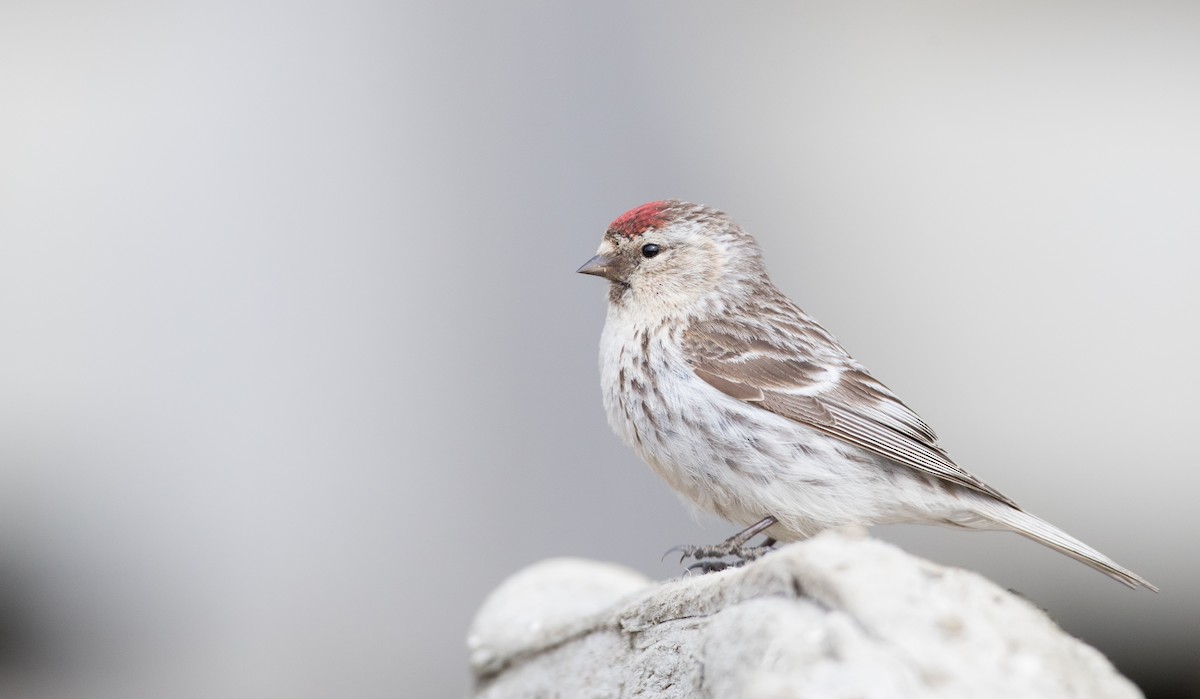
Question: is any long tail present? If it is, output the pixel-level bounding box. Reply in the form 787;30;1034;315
969;504;1157;591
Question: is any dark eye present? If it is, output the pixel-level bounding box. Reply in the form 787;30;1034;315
641;243;661;258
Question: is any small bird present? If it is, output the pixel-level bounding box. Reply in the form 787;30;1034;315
578;200;1155;590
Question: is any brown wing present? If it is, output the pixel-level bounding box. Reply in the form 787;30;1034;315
685;313;1017;507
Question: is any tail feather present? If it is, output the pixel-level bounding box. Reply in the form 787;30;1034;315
974;505;1157;591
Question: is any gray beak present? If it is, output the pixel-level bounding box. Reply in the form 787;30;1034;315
576;253;626;282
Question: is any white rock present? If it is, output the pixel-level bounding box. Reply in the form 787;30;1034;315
466;557;652;677
467;531;1143;699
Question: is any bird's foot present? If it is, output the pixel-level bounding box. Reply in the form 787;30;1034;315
685;558;732;575
681;542;776;574
673;540;774;563
664;517;780;575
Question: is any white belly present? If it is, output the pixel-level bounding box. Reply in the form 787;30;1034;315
598;310;947;540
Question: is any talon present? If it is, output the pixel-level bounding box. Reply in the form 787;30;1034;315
664;544;705;565
661;545;687;563
687;560;731;574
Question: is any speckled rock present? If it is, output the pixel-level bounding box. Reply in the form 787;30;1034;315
467;530;1142;699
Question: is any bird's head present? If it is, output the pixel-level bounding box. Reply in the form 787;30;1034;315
577;200;767;312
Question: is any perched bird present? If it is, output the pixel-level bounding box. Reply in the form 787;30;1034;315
578;200;1155;590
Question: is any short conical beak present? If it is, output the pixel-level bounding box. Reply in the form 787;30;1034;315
576;252;624;282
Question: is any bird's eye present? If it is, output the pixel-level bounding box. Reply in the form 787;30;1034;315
641;243;661;258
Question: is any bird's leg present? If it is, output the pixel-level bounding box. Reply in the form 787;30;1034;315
672;516;778;570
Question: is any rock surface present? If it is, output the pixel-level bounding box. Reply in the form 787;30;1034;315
467;530;1142;699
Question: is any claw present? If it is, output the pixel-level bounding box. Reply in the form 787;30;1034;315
661;544;692;564
687;559;731;574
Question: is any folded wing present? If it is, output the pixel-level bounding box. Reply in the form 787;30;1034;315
685;313;1017;507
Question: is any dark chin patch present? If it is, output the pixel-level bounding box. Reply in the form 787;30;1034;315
608;280;631;305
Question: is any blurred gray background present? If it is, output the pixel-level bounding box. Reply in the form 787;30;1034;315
1;1;1197;697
